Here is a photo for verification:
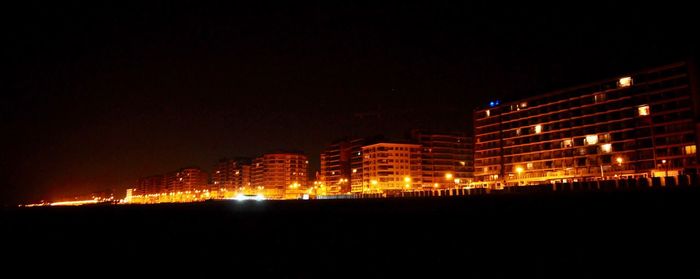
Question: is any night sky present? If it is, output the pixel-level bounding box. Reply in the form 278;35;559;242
3;1;697;204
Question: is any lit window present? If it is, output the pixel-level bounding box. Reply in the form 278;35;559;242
534;125;542;134
585;135;598;145
618;76;633;88
562;139;573;148
483;167;488;173
486;110;490;117
526;162;533;169
516;128;521;136
520;102;527;108
460;161;466;166
685;145;697;155
638;105;650;116
601;143;612;153
594;93;606;103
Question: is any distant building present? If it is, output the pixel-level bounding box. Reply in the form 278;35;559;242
361;142;422;194
137;175;164;196
320;138;365;193
212;158;252;191
474;61;700;188
252;153;309;199
411;130;474;188
124;188;135;203
164;167;208;193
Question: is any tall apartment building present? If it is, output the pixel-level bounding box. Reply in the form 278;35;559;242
320;138;365;193
212;158;252;191
164;167;209;193
136;175;164;196
361;142;422;194
474;61;700;188
411;130;474;188
251;152;309;199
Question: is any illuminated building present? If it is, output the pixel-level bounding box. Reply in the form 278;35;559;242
212;157;252;191
136;175;164;196
474;61;700;188
320;138;365;194
361;142;422;194
124;188;135;203
252;152;309;199
411;130;473;188
164;167;209;193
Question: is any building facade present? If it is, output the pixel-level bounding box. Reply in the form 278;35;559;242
320;138;365;194
411;130;474;188
251;153;309;199
136;175;164;196
164;167;209;193
361;142;422;194
212;157;252;191
474;61;700;188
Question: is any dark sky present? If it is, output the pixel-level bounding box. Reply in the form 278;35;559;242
2;1;697;204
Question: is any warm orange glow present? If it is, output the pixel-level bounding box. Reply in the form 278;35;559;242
444;173;453;180
50;200;99;206
638;105;650;116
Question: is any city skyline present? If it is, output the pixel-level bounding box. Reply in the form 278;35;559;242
4;2;699;204
17;58;699;206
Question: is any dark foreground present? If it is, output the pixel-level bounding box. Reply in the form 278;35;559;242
3;187;700;278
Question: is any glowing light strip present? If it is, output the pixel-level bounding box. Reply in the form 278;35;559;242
50;200;100;206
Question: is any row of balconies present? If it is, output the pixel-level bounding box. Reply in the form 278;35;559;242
475;68;686;123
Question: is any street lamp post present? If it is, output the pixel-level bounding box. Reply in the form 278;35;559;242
444;173;453;188
515;166;524;185
616;157;623;178
662;159;668;177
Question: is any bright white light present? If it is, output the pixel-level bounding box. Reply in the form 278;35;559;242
231;193;265;201
618;77;633;88
534;125;542;134
302;194;309;200
585;135;598;145
601;143;612;153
